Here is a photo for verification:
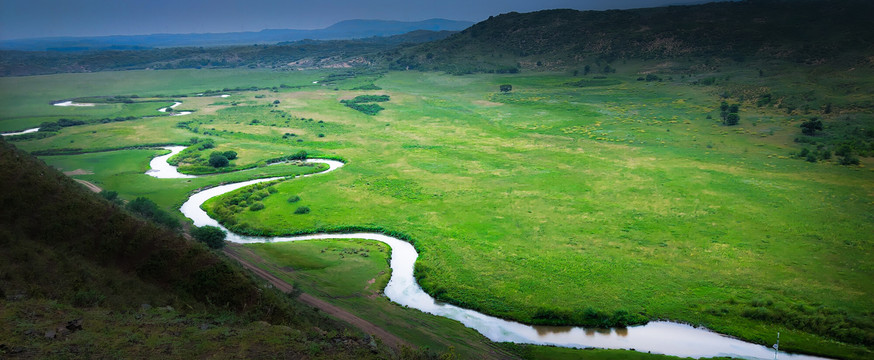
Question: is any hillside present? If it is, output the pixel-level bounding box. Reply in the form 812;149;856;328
389;0;874;73
0;138;392;358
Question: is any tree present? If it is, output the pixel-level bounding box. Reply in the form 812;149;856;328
719;102;740;126
800;117;823;135
191;226;226;249
223;150;238;160
499;84;512;92
584;64;591;75
208;153;229;167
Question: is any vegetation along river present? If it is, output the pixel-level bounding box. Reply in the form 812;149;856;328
141;145;828;360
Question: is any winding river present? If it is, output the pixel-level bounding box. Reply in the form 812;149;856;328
1;127;39;136
146;146;827;359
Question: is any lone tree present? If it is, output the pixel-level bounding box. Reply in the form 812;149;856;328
719;101;740;126
800;117;824;135
499;84;512;93
208;152;229;167
191;226;226;249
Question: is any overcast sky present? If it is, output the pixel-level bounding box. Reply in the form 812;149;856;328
0;0;720;40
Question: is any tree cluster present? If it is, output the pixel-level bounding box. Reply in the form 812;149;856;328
719;101;740;126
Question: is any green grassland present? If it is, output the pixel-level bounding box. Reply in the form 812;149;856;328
39;149;326;213
239;239;508;358
5;64;873;359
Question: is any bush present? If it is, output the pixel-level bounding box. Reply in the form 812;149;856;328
191;226;226;249
72;289;105;307
801;117;823;135
223;150;238;160
287;195;301;203
249;202;265;211
126;197;179;229
289;150;308;161
839;155;860;165
100;190;118;201
209;153;229;167
294;206;310;214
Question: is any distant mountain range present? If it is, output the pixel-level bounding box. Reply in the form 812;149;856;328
0;19;474;52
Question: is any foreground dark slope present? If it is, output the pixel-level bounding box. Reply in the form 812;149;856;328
0;138;391;358
390;0;874;73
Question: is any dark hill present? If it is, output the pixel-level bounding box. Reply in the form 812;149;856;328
389;0;874;73
0;138;390;358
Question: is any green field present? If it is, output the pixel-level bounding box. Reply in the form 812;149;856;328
4;66;872;359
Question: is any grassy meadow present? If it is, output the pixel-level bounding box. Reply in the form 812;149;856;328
3;65;872;359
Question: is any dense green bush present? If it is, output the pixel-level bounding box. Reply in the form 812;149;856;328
801;117;823;135
294;206;311;214
209;152;229;167
126;197;179;229
191;226;227;249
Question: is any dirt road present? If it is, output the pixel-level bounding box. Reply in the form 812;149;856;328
223;244;411;350
74;179;102;193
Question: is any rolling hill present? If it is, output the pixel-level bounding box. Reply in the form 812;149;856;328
389;0;874;73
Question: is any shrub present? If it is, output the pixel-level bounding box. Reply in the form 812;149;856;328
223;150;238;160
287;195;301;203
209;153;229;167
289;150;308;160
294;206;310;214
801;117;823;135
100;190;118;201
191;226;226;249
72;289;105;307
839;154;860;165
249;202;265;211
126;197;179;229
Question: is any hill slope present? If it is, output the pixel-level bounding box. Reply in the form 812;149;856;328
389;0;874;73
0;138;391;358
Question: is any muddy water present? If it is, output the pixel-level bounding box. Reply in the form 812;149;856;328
156;151;828;360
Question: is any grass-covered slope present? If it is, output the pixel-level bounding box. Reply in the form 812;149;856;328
0;138;389;358
392;0;874;73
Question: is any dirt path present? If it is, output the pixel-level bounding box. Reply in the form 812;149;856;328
74;179;102;193
223;244;411;351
